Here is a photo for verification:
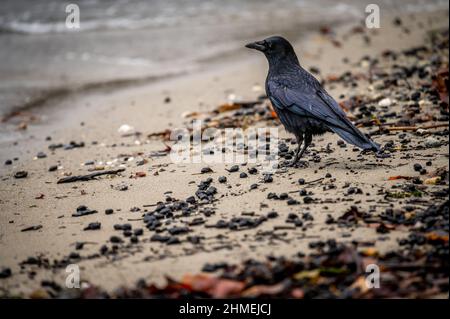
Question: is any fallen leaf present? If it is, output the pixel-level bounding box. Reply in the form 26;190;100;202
135;172;146;178
349;276;370;294
424;176;441;185
361;248;378;257
388;175;413;181
216;103;242;113
290;288;305;298
241;282;286;297
181;274;245;298
210;279;245;298
29;289;50;299
425;232;449;243
294;269;320;281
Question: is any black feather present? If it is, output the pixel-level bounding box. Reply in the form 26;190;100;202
246;36;380;158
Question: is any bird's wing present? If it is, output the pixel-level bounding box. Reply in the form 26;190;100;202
268;80;350;130
268;80;380;151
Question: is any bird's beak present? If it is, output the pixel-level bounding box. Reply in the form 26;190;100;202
245;40;266;52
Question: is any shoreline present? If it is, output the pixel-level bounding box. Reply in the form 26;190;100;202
0;9;448;297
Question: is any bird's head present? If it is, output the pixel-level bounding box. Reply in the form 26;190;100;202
245;36;299;66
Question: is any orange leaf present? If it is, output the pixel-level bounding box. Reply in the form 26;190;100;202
135;172;146;178
388;175;413;181
426;232;449;243
350;276;370;294
210;279;245;298
181;274;244;298
216;103;242;113
241;282;285;297
360;248;378;257
291;288;305;299
181;274;217;292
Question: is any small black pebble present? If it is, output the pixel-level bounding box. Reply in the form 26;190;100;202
14;171;28;179
84;222;101;231
167;237;181;245
201;167;213;174
110;236;123;243
69;252;80;259
218;176;227;183
36;152;47;159
267;211;278;218
0;268;12;279
264;175;273;183
100;245;108;254
411;92;421;101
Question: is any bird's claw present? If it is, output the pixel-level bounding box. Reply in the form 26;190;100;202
285;159;307;168
375;150;391;159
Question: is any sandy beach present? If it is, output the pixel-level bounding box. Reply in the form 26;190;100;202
0;5;448;298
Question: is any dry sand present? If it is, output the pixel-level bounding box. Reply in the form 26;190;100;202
0;10;448;297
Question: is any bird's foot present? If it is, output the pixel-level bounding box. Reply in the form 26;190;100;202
375;150;391;159
284;159;308;168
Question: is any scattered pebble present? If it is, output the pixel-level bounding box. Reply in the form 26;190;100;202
14;171;28;179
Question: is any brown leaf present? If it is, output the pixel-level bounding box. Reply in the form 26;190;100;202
425;232;449;243
210;279;245;298
181;274;245;298
349;276;370;294
388;175;413;181
432;68;449;105
135;172;146;178
290;288;305;298
241;282;286;297
216;103;242;113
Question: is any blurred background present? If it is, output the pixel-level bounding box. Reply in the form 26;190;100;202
0;0;448;118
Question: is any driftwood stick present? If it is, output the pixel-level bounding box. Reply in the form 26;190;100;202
57;168;125;184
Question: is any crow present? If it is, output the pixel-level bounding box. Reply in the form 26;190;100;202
246;36;380;165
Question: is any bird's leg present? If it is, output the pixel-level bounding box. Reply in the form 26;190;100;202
293;132;312;164
290;133;304;166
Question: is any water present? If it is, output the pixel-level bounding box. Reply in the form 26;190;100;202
0;0;448;117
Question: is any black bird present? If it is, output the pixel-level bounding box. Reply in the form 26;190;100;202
246;36;380;165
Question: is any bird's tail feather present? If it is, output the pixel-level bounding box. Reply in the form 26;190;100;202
330;126;380;152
